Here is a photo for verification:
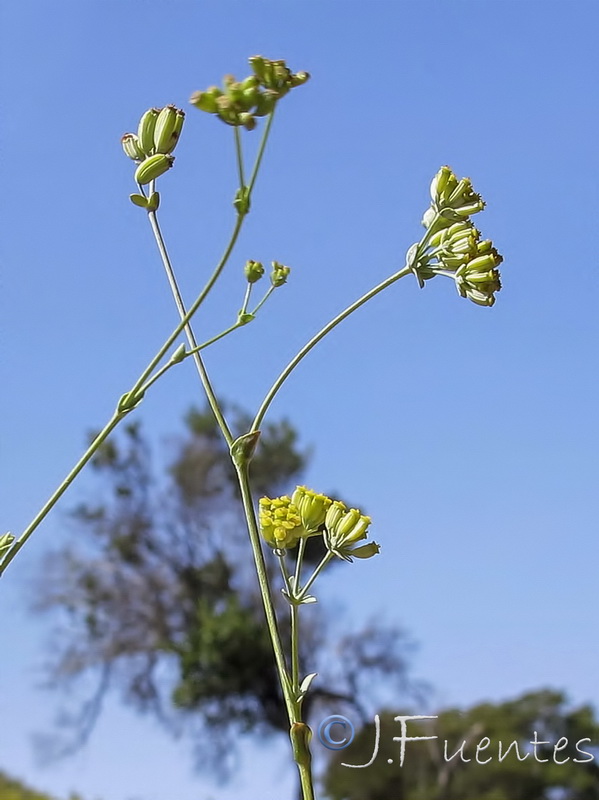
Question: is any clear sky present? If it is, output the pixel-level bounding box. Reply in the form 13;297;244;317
1;1;599;799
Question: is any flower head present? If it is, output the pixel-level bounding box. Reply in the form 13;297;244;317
190;56;309;129
259;496;304;549
324;501;379;562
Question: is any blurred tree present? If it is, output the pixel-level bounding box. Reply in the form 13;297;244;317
33;404;418;775
323;688;599;800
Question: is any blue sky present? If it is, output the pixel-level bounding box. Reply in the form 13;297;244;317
1;1;599;798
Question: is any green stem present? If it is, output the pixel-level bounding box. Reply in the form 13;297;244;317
139;320;246;396
291;603;300;694
294;536;307;591
251;285;275;316
251;264;412;432
234;126;245;189
248;108;276;196
298;551;334;601
277;549;295;597
148;210;237;444
234;463;296;721
0;410;125;576
1;109;281;577
235;464;315;800
240;282;253;315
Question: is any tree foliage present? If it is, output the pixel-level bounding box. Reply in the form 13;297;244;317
0;771;86;800
323;688;599;800
34;405;415;771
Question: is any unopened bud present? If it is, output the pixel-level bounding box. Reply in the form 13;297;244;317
134;153;174;185
430;165;454;203
244;259;264;283
291;71;310;86
271;261;291;287
254;90;278;117
239;112;256;131
189;87;222;113
137;108;160;156
154;105;185;154
291;486;332;533
121;133;145;162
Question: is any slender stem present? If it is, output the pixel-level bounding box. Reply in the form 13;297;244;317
235;465;315;800
138;320;246;396
298;551;334;601
251;285;275;316
0;410;125;576
291;603;300;694
277;550;295;597
234;463;296;723
248;109;276;196
234;126;245;189
294;536;307;590
240;282;253;315
1;108;280;578
188;321;246;352
148;210;236;444
251;265;412;432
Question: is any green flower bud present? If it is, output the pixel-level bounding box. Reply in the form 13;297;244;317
249;55;268;82
134;153;174;185
337;509;362;538
454;250;502;306
239;112;256;131
259;496;304;549
137;108;160;156
325;501;347;532
216;95;238;126
430;165;454;203
189;87;222;114
244;259;264;283
291;71;310;86
467;252;503;272
121;133;145;162
271;261;291;287
326;506;371;548
241;75;259;91
154;105;185;154
451;199;486;217
291;486;332;533
476;239;493;255
254;90;278;117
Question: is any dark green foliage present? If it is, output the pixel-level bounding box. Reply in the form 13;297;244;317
0;771;88;800
323;689;599;800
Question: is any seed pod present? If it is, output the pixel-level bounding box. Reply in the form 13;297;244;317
137;108;160;156
121;133;145;161
154;105;185;154
134;153;174;185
